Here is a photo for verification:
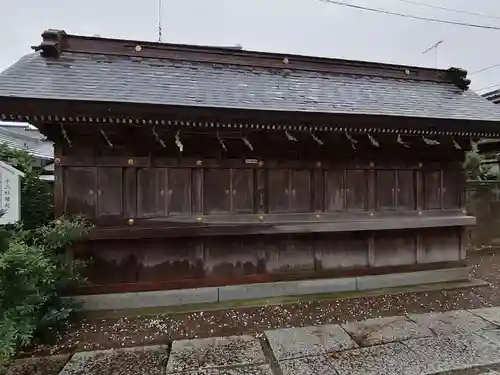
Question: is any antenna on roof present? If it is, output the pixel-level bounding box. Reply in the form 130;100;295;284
157;0;163;42
422;39;443;68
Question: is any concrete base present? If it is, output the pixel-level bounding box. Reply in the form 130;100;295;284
70;266;470;311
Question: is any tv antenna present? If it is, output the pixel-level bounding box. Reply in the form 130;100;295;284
157;0;163;42
422;40;443;68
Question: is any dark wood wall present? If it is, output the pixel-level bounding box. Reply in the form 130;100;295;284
50;124;467;222
77;227;466;294
47;124;469;293
61;159;464;223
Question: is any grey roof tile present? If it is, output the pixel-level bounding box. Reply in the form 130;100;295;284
1;52;500;121
0;125;53;159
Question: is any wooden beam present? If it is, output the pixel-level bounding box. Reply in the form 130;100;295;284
87;214;475;240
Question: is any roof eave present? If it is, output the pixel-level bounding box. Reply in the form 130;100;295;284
0;96;498;137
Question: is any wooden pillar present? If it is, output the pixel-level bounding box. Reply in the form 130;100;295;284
53;143;64;217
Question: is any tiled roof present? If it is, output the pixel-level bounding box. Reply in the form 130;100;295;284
1;51;500;121
0;124;53;160
482;89;500;105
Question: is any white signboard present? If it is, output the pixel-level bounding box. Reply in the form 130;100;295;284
0;161;24;225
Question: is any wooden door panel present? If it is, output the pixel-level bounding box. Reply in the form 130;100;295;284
97;167;123;217
137;168;166;218
425;170;441;209
346;170;367;211
269;169;290;213
168;168;192;215
325;170;344;212
373;233;417;267
376;170;396;210
255;169;267;214
64;167;96;217
421;228;460;263
442;169;463;209
290;170;311;213
397;170;416;210
192;169;203;214
231;169;254;213
204;169;230;214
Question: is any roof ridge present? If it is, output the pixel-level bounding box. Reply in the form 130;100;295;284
58;51;456;84
29;29;468;87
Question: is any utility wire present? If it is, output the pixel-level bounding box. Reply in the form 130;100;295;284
393;0;500;20
319;0;500;30
470;63;500;76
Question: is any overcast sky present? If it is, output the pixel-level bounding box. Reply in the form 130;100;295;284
2;0;500;92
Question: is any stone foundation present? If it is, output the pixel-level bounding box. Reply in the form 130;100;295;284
72;266;470;311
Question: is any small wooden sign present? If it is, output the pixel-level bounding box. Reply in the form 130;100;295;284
0;161;24;225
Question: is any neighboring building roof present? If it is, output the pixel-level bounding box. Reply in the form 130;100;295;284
482;89;500;105
477;137;500;154
43;161;54;172
0;123;53;160
39;174;54;182
0;29;499;124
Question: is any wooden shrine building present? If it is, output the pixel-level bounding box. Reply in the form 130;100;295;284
1;29;500;299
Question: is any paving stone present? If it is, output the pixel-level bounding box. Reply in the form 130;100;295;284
341;315;432;346
403;333;500;374
469;307;500;326
476;329;500;346
5;354;70;375
279;355;338;375
180;365;273;375
329;342;424;375
265;324;357;360
58;345;168;375
166;335;266;373
408;309;499;335
440;366;500;375
218;364;274;375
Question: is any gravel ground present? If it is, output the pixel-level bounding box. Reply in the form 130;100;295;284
22;249;500;357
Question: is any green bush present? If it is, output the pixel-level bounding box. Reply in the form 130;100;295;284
0;234;57;361
20;170;53;230
0;143;89;366
0;217;90;365
464;141;500;182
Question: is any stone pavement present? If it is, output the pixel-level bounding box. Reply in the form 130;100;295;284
10;307;500;375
